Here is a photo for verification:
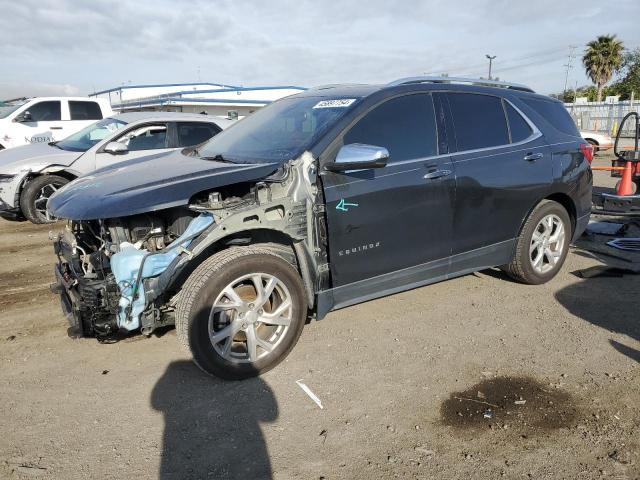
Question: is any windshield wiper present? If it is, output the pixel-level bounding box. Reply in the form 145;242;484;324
202;153;235;163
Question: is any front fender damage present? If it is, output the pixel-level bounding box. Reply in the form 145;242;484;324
146;152;327;315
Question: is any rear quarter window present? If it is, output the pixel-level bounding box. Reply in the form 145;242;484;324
521;98;579;136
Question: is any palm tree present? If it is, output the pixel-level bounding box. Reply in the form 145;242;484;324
583;35;624;102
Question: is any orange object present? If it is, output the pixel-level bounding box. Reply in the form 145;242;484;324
590;166;626;171
616;161;636;195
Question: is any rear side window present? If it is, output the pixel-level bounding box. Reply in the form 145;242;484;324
27;101;61;121
343;93;438;162
447;93;509;150
504;102;533;143
177;122;220;147
69;101;102;120
521;98;579;136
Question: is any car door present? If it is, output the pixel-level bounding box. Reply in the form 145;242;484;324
94;122;170;170
443;91;552;273
321;93;455;302
13;100;64;145
67;100;104;138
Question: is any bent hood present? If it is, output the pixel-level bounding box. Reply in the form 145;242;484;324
0;143;81;174
48;149;280;220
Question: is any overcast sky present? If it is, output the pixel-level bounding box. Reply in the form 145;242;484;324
0;0;638;99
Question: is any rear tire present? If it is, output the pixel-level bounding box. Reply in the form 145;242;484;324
176;246;307;380
20;175;69;224
504;200;571;285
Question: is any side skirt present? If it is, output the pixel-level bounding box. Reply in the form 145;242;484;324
316;239;515;319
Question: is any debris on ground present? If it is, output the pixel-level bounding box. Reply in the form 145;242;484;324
296;379;323;409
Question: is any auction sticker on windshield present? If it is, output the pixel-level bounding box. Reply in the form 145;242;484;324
313;99;356;109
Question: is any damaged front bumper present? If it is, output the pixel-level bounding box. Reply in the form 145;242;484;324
0;170;30;214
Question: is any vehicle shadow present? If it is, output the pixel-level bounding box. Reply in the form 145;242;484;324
554;275;640;364
151;360;277;480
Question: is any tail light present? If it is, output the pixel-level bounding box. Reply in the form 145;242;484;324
580;143;594;165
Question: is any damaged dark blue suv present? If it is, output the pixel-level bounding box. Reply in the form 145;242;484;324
49;77;592;380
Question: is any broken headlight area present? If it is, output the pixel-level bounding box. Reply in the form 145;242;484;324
51;209;212;341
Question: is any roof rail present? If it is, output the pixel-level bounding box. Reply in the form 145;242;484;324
387;76;534;93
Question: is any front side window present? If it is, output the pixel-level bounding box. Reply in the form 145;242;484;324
56;117;127;152
447;93;509;151
177;122;220;147
69;101;102;120
116;124;168;151
26;101;62;122
343;94;438;162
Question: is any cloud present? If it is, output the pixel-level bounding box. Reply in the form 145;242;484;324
0;0;638;98
0;82;81;99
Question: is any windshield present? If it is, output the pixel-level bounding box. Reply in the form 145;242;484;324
56;117;127;152
199;95;360;163
0;100;27;119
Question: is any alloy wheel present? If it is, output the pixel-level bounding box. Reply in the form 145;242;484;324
208;273;293;363
529;213;566;274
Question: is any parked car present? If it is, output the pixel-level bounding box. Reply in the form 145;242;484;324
580;130;613;153
48;77;592;380
0;112;234;223
0;97;113;150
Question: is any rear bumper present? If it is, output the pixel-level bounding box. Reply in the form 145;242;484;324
573;212;591;241
592;192;640;216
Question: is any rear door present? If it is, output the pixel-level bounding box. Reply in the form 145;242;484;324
95;122;169;169
321;93;455;295
443;92;552;272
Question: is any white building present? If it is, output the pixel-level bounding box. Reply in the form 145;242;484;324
90;82;307;118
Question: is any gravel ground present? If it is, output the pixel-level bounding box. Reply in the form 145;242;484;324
0;150;638;480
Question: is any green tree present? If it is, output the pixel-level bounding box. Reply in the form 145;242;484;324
583;35;624;102
610;48;640;101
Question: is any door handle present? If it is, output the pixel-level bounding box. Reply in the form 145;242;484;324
423;169;452;180
524;152;543;162
50;126;63;130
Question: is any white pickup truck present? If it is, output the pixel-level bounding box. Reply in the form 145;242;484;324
0;97;113;150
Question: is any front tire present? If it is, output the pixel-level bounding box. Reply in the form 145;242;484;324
176;246;308;380
20;175;69;224
504;200;571;285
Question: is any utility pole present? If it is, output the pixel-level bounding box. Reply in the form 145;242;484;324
486;54;496;80
563;45;577;99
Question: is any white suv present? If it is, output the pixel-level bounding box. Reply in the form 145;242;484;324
0;97;113;150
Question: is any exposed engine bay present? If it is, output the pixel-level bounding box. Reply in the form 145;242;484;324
51;155;327;340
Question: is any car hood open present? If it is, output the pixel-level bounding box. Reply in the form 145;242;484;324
47;149;280;220
0;143;81;174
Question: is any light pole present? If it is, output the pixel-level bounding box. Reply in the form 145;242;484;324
486;54;496;80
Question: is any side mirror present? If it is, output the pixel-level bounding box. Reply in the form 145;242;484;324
14;111;32;123
324;143;389;172
103;141;129;155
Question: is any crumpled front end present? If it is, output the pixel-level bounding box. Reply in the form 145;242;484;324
50;211;212;339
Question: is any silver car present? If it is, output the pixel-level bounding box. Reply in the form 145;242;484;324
0;112;234;223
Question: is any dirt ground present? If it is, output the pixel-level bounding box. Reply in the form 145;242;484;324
1;150;639;480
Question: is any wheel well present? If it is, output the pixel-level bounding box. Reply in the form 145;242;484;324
166;228;314;304
545;193;577;234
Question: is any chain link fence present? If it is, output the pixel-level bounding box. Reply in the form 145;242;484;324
564;101;638;136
